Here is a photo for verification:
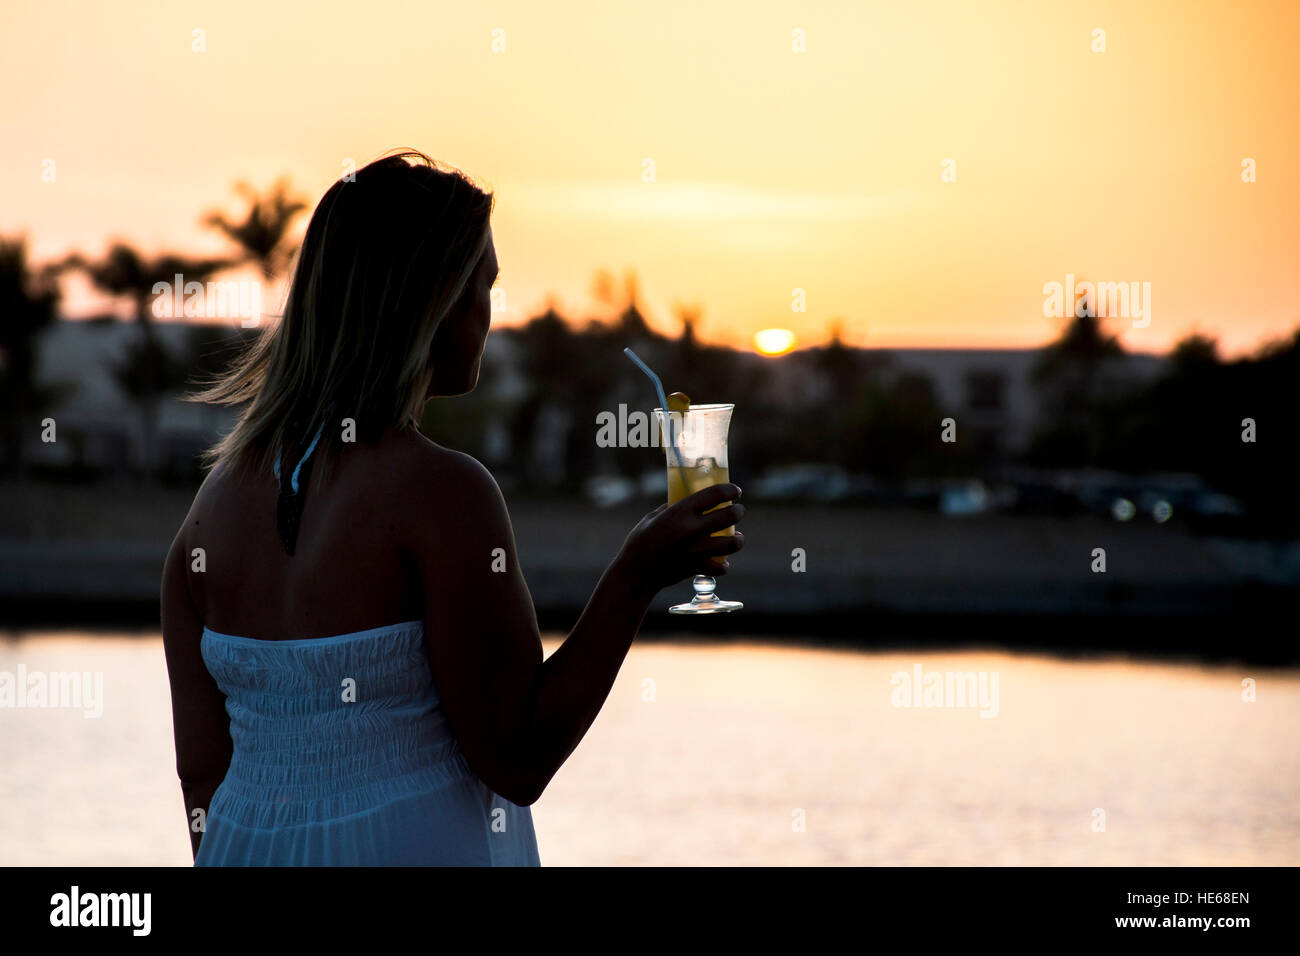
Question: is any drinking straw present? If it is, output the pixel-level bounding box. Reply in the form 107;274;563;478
623;347;689;476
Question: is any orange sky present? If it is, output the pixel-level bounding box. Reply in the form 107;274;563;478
3;0;1298;356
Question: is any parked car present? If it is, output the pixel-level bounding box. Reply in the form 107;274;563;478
583;474;637;508
753;464;850;502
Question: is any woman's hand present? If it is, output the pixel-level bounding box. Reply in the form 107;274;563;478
612;482;746;599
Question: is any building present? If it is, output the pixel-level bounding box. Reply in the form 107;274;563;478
882;348;1165;455
26;318;1170;478
27;318;237;477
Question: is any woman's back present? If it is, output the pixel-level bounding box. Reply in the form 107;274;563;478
187;429;426;642
181;431;541;866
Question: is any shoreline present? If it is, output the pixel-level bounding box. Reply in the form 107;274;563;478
3;489;1297;666
3;599;1293;667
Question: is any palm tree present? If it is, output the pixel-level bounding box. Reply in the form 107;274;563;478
64;243;229;477
0;237;61;474
203;178;307;279
1028;312;1125;466
65;243;229;336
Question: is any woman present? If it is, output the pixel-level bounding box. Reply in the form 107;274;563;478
161;150;745;865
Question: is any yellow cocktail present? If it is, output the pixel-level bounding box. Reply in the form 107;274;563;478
666;459;734;536
653;395;743;614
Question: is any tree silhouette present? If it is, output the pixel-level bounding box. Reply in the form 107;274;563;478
673;303;703;384
64;242;229;477
1096;329;1300;532
203;178;307;279
507;307;573;485
1169;332;1218;370
64;243;229;335
1027;312;1126;467
614;271;651;339
0;237;61;474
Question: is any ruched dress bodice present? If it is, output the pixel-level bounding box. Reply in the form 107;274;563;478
193;620;539;866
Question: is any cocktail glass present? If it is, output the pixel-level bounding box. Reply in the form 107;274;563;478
653;403;743;614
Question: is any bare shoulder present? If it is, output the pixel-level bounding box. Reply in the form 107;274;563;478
163;460;235;615
376;430;501;499
172;459;233;549
374;430;512;544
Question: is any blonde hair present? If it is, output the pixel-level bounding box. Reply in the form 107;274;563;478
190;150;494;479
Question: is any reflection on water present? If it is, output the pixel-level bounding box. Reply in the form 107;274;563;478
1;633;1297;866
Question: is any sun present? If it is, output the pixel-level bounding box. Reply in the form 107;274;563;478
754;328;797;356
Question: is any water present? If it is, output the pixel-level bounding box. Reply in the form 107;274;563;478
1;633;1297;866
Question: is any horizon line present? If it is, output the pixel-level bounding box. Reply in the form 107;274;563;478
47;311;1300;362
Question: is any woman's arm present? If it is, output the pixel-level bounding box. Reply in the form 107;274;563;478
161;525;232;860
407;447;743;805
